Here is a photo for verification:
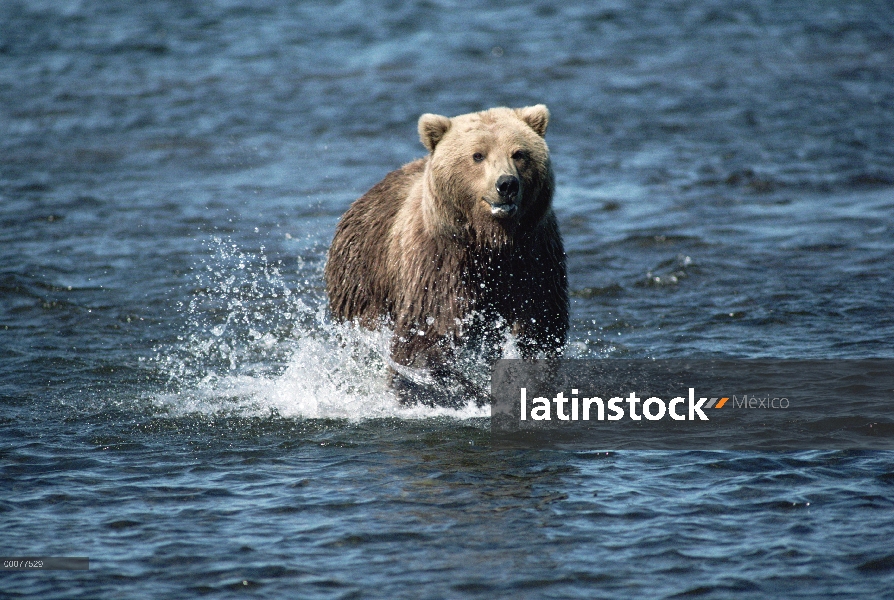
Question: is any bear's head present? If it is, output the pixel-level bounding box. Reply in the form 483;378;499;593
417;105;554;243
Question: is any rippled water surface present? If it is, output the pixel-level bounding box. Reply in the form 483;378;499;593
2;0;894;597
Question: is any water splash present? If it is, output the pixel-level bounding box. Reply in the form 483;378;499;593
153;237;489;420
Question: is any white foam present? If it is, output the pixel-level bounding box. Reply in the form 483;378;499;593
153;238;490;420
156;326;489;420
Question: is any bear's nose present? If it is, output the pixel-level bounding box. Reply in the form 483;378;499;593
496;175;520;200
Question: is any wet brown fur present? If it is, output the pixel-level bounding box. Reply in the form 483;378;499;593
325;106;568;369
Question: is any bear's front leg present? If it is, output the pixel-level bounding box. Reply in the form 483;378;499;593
513;301;568;360
388;325;486;408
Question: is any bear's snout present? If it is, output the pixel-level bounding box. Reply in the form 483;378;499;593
495;175;520;201
490;175;521;217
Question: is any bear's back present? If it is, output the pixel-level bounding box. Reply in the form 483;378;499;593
325;158;426;325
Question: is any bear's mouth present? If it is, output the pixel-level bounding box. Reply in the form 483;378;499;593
488;202;518;218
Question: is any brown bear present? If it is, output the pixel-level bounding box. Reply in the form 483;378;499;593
325;105;568;403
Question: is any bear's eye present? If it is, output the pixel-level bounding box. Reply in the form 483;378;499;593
472;152;485;162
512;150;528;161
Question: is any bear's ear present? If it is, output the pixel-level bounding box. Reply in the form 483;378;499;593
515;104;550;137
418;113;451;152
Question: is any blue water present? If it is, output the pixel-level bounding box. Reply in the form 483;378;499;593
2;0;894;597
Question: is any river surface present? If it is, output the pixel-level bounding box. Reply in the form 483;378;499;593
2;1;894;597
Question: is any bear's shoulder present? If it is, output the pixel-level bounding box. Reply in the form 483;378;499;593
332;158;425;234
325;157;428;324
357;157;426;205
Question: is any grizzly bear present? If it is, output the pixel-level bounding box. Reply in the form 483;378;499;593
325;105;568;404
